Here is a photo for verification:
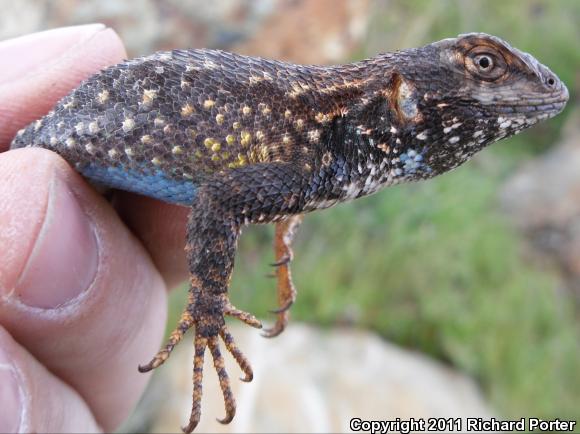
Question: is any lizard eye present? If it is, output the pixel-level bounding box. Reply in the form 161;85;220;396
465;48;507;81
475;54;492;70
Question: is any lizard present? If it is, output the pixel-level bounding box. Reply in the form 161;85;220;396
9;33;568;432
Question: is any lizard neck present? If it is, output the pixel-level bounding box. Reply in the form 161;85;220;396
305;67;437;209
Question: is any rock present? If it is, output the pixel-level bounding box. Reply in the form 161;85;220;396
500;107;580;282
1;0;370;65
135;324;493;433
233;0;371;64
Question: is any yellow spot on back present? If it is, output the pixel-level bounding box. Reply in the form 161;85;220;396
163;124;173;134
65;137;76;148
232;121;241;130
256;130;265;141
259;103;271;116
154;118;165;127
203;99;215;109
259;145;269;162
172;146;183;155
228;153;248;168
211;142;221;152
315;112;330;123
211;154;220;162
142;89;157;104
204;138;215;148
151;157;162;165
215;114;225;125
226;134;235;145
288;82;310;98
284;109;292;118
49;136;57;146
141;135;152;144
295;119;305;130
240;131;252;147
125;147;134;156
108;149;118;158
283;134;291;144
85;143;94;154
181;103;194;117
242;106;251;116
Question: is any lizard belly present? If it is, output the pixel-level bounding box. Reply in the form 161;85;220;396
79;164;196;205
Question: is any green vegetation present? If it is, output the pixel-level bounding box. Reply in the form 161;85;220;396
170;0;580;424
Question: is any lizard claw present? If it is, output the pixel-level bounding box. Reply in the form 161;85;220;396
270;255;291;267
269;299;294;314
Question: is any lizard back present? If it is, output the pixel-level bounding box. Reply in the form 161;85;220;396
10;49;374;205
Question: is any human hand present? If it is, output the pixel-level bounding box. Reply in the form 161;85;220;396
0;24;189;432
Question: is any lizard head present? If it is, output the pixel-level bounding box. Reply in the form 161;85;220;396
385;33;569;177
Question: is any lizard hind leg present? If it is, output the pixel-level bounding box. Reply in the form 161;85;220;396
263;214;304;338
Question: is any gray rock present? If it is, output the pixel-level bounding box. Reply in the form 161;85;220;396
501;108;580;283
138;324;493;433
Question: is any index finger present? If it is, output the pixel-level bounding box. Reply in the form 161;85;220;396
0;24;128;149
0;25;190;287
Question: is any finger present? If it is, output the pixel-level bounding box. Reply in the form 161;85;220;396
113;192;189;288
0;149;168;431
0;326;100;433
0;24;127;149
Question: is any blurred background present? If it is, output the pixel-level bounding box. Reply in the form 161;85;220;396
2;0;579;432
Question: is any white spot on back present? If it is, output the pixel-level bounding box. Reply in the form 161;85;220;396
449;136;460;144
122;118;135;132
416;131;427;140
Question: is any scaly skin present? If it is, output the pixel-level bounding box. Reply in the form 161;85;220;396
10;33;568;432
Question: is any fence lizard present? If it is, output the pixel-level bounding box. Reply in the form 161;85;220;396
10;33;569;432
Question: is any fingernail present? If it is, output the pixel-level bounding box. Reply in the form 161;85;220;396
15;173;99;309
0;24;106;84
0;350;23;433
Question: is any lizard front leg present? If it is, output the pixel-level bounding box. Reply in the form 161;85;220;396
263;214;304;338
141;163;311;432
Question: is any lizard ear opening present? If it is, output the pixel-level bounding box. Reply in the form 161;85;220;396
385;71;420;124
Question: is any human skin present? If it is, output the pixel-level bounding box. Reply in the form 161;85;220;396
0;24;191;432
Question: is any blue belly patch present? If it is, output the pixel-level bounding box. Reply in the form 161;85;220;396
80;164;197;205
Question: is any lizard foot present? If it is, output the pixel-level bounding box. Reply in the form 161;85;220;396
140;289;259;433
182;295;258;433
263;215;303;338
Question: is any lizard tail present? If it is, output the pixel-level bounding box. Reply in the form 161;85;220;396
10;121;42;150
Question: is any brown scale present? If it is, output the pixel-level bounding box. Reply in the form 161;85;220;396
9;33;569;433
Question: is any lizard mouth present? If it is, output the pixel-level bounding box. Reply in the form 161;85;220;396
495;84;569;117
